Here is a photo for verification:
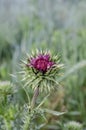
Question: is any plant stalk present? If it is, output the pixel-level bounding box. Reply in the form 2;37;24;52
31;86;39;109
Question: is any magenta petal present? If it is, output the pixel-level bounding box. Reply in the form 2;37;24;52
38;54;50;61
47;61;54;68
43;54;50;61
30;58;36;65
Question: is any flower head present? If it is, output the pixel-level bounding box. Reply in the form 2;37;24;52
21;50;63;92
64;121;83;130
29;54;54;74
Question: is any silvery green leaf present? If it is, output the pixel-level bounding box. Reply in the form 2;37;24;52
36;94;49;109
43;108;66;116
37;123;46;129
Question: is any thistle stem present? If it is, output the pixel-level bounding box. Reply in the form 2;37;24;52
31;86;39;109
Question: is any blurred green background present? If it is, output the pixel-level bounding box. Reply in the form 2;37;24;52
0;0;86;129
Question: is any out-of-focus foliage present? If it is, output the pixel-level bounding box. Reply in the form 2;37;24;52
0;0;86;130
64;121;83;130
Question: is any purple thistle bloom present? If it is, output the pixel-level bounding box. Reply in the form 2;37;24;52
28;54;54;73
23;50;63;92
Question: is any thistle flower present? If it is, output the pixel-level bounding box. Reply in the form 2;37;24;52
0;81;13;95
28;54;54;74
21;50;63;92
64;121;83;130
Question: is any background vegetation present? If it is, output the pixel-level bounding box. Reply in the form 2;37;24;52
0;0;86;129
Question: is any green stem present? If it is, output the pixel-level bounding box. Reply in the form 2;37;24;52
31;86;39;109
23;116;31;130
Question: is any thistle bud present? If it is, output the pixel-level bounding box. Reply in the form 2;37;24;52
21;50;63;92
